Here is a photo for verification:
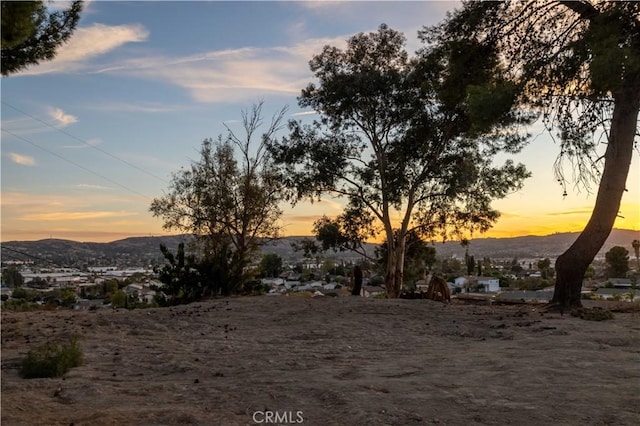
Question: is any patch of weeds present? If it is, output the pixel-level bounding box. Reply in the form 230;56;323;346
19;335;84;378
2;299;38;312
571;307;614;321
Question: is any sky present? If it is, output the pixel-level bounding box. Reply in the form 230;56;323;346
1;0;638;243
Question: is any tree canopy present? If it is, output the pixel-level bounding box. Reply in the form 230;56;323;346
426;0;640;308
269;24;532;297
150;103;287;294
1;1;83;76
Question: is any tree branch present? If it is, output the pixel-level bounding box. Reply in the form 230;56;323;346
557;1;598;21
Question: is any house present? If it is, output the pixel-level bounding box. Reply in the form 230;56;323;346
454;276;501;293
606;278;633;288
415;279;429;292
363;285;385;298
261;277;285;288
124;283;156;304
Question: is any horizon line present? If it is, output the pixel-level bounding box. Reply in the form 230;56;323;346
2;227;638;245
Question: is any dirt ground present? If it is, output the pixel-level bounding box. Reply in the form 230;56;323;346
1;295;639;426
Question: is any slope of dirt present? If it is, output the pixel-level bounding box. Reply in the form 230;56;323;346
1;296;639;425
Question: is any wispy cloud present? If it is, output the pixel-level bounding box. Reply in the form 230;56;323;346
19;23;149;75
84;102;183;113
1;191;140;211
20;211;139;221
7;153;36;166
546;208;595;216
81;36;347;103
48;107;78;127
62;138;102;149
74;183;111;190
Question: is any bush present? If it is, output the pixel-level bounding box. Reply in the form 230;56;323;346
2;299;37;311
20;335;84;378
11;287;27;299
110;290;127;308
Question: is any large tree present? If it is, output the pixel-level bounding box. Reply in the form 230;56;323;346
426;1;640;309
1;0;83;76
269;25;531;297
150;103;286;293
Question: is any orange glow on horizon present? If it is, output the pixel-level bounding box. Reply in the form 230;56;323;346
2;202;637;244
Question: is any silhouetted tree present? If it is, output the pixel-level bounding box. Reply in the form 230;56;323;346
150;102;287;293
426;1;640;309
2;265;24;288
605;246;630;278
1;1;83;76
259;253;283;278
269;25;531;297
537;258;552;279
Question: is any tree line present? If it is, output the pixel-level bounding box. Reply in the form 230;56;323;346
4;1;638;309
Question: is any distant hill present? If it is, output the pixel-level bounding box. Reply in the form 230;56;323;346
0;235;193;268
430;229;640;260
1;229;638;267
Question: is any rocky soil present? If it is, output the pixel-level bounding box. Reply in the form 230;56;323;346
1;295;639;425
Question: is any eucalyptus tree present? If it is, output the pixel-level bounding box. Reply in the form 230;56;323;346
1;1;83;76
425;1;640;308
268;25;531;297
150;103;287;293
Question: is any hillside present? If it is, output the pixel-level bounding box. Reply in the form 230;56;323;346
1;229;638;267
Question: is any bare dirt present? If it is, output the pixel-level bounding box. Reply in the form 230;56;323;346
1;295;639;426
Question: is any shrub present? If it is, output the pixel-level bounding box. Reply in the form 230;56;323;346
571;308;614;321
110;290;127;308
19;335;84;378
2;299;37;311
11;287;27;299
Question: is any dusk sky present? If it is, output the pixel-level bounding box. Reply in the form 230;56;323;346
1;1;638;243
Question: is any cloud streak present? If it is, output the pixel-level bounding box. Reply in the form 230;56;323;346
63;35;347;103
74;183;112;190
20;211;139;221
7;153;36;166
19;23;149;75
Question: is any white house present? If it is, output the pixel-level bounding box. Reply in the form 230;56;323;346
454;276;501;293
124;283;156;304
363;285;385;298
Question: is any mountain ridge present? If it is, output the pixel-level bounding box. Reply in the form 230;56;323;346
2;229;638;268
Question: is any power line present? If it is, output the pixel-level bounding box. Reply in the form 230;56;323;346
1;100;169;184
2;128;152;201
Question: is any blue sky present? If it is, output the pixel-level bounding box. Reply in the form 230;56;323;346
1;0;638;242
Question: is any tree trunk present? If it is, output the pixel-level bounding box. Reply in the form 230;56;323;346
384;233;407;298
384;238;397;297
393;236;407;297
552;88;639;309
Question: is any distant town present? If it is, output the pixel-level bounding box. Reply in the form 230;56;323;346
1;229;638;310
